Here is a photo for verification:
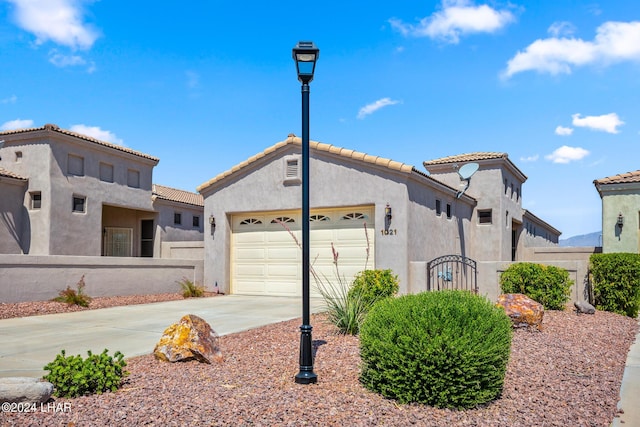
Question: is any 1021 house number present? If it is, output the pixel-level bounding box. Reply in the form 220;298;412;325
381;229;398;236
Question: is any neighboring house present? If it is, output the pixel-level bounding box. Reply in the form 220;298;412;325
594;170;640;253
0;124;203;257
197;136;560;297
423;152;560;262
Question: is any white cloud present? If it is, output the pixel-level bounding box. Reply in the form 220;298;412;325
389;0;515;44
7;0;99;50
520;154;539;162
503;21;640;78
49;50;86;67
1;95;18;104
547;21;576;38
70;124;124;145
1;119;34;130
555;125;574;136
545;145;590;163
357;98;400;119
572;113;624;134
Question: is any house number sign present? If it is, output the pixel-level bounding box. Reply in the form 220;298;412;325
380;229;398;236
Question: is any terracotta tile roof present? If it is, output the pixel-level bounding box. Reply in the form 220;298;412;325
197;134;416;193
152;184;204;207
0;123;159;163
0;167;27;180
423;152;508;165
593;170;640;185
423;151;527;181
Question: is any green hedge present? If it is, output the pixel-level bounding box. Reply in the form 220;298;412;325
347;269;399;308
590;253;640;318
499;263;573;310
359;290;512;409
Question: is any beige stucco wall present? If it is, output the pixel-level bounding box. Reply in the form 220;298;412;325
0;254;203;303
200;145;475;295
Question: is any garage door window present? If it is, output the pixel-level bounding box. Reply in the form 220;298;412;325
310;215;330;222
341;212;367;220
240;218;262;225
271;216;295;223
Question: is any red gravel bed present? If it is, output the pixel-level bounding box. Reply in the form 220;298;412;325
0;293;220;320
1;308;637;427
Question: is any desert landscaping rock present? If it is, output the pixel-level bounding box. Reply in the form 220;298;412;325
496;293;545;330
0;377;53;404
574;300;596;314
154;314;223;364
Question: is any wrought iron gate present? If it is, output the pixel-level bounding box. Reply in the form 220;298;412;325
427;254;477;293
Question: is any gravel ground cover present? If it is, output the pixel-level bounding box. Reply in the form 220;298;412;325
1;297;638;427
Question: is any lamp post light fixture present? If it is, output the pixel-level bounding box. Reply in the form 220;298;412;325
617;212;624;229
292;41;319;385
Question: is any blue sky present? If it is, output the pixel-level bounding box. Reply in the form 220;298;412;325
1;1;639;238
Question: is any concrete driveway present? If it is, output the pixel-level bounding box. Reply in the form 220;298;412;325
0;295;324;378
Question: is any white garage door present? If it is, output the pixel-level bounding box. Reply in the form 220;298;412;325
231;206;375;297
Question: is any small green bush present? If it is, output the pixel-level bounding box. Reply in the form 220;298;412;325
499;263;573;310
43;349;128;398
348;269;399;307
178;277;205;298
52;275;92;307
591;253;640;318
359;290;512;409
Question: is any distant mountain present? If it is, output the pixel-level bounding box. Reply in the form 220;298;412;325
559;231;602;247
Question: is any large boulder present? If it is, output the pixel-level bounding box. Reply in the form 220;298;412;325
154;314;223;364
496;293;544;330
0;377;53;403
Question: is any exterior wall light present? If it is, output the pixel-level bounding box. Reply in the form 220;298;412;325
209;215;216;230
617;212;624;229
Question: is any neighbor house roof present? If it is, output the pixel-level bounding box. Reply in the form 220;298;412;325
0;167;27;181
423;152;528;181
593;170;640;197
152;184;204;207
198;134;416;192
523;210;561;236
0;123;159;163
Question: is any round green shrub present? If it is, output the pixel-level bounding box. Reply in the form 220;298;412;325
348;269;399;307
359;290;512;409
499;263;573;310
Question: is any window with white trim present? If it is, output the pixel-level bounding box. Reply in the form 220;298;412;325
310;214;330;222
341;212;366;220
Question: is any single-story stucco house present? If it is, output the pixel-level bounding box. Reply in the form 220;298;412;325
197;134;560;297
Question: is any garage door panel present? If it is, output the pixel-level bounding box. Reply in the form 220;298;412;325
235;231;266;243
268;247;299;261
232;207;374;297
236;247;266;260
267;230;299;243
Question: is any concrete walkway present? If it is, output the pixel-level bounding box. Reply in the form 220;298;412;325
0;295;324;378
612;318;640;427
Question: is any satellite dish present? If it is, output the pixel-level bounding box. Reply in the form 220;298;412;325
458;163;479;180
456;162;479;198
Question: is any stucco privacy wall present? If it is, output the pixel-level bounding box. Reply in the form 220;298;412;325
0;255;203;303
199;141;476;295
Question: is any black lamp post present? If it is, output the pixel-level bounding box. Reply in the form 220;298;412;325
292;40;319;385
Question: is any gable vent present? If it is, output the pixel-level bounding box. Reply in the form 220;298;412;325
286;159;298;178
